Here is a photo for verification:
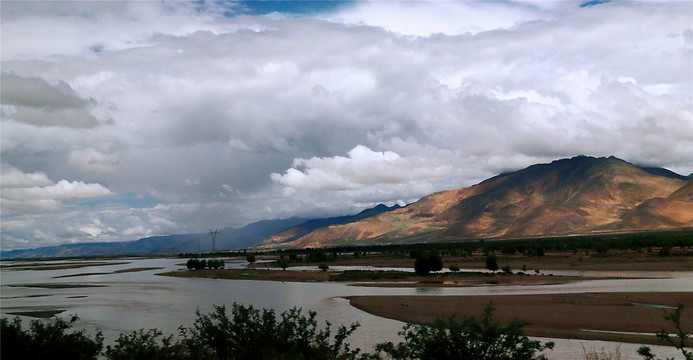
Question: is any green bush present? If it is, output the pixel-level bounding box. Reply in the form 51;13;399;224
0;315;103;360
105;329;187;360
371;303;554;360
179;304;363;360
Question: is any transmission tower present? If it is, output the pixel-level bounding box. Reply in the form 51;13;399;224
209;229;218;254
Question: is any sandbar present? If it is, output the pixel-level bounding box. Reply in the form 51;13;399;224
346;292;693;345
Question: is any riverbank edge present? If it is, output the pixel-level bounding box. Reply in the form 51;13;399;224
345;292;693;346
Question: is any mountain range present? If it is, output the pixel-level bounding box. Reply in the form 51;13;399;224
2;156;691;258
259;156;693;248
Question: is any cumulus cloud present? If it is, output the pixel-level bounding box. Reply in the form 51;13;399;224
1;72;102;128
271;145;455;196
1;0;691;249
1;164;113;213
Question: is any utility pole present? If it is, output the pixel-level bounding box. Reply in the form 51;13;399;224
209;229;218;254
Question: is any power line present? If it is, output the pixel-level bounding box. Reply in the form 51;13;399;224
209;229;218;254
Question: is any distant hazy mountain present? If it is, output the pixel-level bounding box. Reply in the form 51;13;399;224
0;205;399;259
264;156;693;248
258;204;401;247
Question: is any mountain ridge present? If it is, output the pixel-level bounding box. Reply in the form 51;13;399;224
0;205;399;259
2;156;691;257
265;156;692;248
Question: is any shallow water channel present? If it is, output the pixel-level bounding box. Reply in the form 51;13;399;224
1;257;690;359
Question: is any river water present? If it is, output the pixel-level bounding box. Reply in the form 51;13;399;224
1;257;690;359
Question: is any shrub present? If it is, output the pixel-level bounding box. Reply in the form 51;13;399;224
637;304;691;360
448;264;460;272
179;304;363;360
1;315;103;360
371;303;554;360
105;329;187;360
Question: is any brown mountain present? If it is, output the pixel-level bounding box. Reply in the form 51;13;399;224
262;156;692;249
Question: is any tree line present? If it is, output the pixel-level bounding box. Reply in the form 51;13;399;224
186;258;225;270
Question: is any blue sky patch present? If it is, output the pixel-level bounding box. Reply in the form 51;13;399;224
69;194;159;209
580;0;612;8
209;0;355;17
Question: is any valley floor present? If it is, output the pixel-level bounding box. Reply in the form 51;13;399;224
346;292;693;346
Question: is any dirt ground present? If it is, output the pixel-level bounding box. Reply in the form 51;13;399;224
158;267;617;287
282;252;693;272
346;292;693;346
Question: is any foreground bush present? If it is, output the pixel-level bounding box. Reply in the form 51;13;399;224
0;315;103;360
179;304;363;360
371;303;554;360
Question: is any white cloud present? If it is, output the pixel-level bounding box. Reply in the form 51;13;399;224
1;164;113;213
68;148;123;173
1;0;691;250
271;145;456;196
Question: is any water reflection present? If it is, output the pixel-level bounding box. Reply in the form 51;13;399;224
1;257;690;359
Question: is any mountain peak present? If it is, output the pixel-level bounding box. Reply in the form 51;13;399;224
268;156;692;248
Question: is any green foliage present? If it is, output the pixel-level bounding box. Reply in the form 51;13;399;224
0;315;103;360
448;264;460;272
179;304;364;360
318;263;330;271
409;248;425;259
187;258;223;270
104;329;187;360
501;265;512;274
501;245;517;255
485;255;499;273
371;303;554;360
329;270;412;282
306;251;330;262
659;246;671;257
637;304;691;360
414;250;443;275
277;257;290;270
246;253;256;264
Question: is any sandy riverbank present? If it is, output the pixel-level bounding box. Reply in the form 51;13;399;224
346;292;693;345
157;268;608;287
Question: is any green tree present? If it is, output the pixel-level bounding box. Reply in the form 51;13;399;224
1;315;103;360
448;265;460;272
186;258;196;270
371;303;553;360
485;255;499;273
246;253;256;264
277;257;290;271
318;264;330;271
414;250;443;275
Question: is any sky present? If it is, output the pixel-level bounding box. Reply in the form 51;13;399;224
1;0;692;251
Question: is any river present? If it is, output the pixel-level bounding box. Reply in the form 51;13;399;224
1;257;690;359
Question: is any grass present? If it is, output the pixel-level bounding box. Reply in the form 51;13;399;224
582;345;624;360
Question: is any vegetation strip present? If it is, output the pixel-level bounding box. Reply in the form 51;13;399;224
52;267;165;279
346;292;693;346
6;309;66;318
8;283;109;289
